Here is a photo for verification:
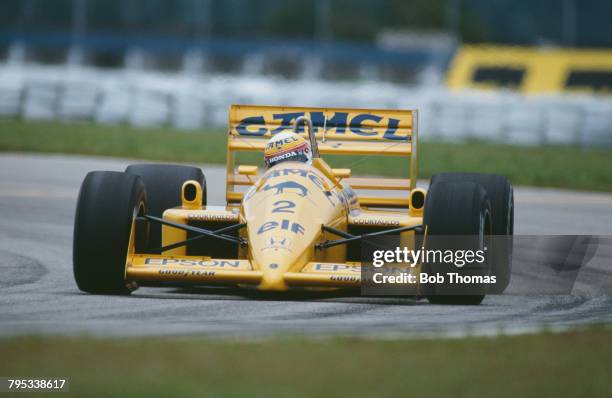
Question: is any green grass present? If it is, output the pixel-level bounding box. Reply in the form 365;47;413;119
1;328;610;397
1;118;611;191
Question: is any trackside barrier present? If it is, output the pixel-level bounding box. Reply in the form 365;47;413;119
0;64;611;147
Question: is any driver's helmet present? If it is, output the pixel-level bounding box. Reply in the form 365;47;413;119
264;131;312;168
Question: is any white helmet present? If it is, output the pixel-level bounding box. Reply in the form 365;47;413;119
264;131;312;168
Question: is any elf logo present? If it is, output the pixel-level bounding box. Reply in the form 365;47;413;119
257;219;305;235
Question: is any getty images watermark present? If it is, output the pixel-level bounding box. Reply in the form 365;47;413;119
370;245;493;285
361;235;607;296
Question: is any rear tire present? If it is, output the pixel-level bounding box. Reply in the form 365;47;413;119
431;173;513;293
73;171;145;294
423;181;492;305
125;164;206;251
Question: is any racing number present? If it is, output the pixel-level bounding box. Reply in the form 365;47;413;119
272;200;295;213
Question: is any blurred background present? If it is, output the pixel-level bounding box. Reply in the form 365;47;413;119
0;0;611;146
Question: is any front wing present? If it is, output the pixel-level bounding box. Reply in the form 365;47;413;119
126;254;415;289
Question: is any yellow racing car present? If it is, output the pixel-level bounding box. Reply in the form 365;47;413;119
73;105;513;304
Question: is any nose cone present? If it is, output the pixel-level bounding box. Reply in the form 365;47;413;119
254;233;311;290
242;163;343;290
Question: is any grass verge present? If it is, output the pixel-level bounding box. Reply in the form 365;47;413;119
1;118;611;192
0;327;610;397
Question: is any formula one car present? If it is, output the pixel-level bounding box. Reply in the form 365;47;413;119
73;105;513;304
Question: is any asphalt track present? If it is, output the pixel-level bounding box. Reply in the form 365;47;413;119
1;153;611;338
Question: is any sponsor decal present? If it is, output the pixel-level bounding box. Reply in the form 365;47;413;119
329;275;360;282
313;263;361;273
257;219;305;235
311;263;412;275
246;167;337;205
263;168;337;205
263;168;324;190
266;150;300;164
263;236;293;252
235;111;409;141
145;258;241;268
263;181;309;197
158;269;215;277
352;218;401;227
265;134;300;150
187;213;238;222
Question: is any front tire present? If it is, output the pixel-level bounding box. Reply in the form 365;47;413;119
125;164;206;251
423;181;492;305
431;173;513;293
73;171;146;294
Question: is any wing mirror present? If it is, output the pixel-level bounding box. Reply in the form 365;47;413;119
332;168;351;179
237;165;259;176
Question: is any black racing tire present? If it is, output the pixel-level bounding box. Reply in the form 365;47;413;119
431;173;513;235
423;181;492;305
125;164;206;251
430;173;513;293
73;171;146;294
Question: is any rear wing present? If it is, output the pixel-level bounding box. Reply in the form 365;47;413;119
225;104;418;207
